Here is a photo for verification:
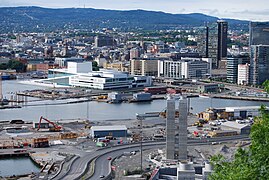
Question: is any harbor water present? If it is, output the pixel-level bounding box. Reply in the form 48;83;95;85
0;156;40;177
1;80;269;122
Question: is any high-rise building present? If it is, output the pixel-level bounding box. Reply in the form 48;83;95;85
200;20;228;69
197;26;209;57
226;55;250;84
250;45;269;85
217;20;228;62
249;22;269;46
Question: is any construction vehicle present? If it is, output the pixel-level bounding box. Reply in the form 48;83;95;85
37;116;62;132
97;95;108;100
159;109;179;118
193;122;203;127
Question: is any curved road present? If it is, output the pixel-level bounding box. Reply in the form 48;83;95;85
53;135;250;180
90;135;250;180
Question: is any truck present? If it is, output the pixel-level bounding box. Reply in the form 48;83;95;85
96;142;105;147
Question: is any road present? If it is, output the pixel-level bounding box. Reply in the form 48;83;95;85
90;135;250;180
51;135;249;180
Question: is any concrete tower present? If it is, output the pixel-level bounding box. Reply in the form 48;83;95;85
166;95;188;160
166;95;176;159
178;97;188;161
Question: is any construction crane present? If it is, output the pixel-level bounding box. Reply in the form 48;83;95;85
37;116;62;132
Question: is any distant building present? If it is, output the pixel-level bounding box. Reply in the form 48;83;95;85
226;55;250;84
130;47;142;59
158;58;210;79
55;57;85;67
103;61;129;72
217;20;228;63
197;26;209;57
130;58;159;76
238;64;250;85
200;20;228;69
197;84;220;93
94;35;115;47
250;45;269;85
249;22;269;46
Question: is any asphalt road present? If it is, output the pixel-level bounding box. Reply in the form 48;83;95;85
90;135;250;180
52;135;250;180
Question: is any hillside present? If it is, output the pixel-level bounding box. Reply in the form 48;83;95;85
0;6;249;33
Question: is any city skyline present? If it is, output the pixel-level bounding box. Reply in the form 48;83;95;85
0;0;269;21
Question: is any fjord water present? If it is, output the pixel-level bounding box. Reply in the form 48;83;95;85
1;80;268;122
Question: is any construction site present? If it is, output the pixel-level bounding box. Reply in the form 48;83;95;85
0;78;254;179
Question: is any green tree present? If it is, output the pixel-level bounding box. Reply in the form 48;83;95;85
210;107;269;179
7;60;26;72
0;63;8;70
92;61;99;71
262;80;269;94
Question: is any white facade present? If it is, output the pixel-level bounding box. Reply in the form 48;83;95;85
67;61;92;74
238;64;249;85
226;106;268;118
158;58;210;79
94;57;107;67
48;62;151;90
69;69;152;90
55;57;85;67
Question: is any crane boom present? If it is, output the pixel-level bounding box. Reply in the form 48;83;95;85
38;116;62;131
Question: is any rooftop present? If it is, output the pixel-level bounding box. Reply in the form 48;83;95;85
222;121;250;129
91;125;127;131
225;106;268;112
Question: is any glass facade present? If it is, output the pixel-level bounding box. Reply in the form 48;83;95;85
227;55;250;84
250;45;269;85
249;22;269;46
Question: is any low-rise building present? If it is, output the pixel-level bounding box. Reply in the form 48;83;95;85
47;62;152;89
221;121;251;135
197;84;220;93
90;125;127;138
225;106;268;119
158;58;210;80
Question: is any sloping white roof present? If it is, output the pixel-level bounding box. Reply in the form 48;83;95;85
91;125;127;131
222;121;250;129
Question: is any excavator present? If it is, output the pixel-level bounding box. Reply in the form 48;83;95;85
37;116;62;132
159;108;180;118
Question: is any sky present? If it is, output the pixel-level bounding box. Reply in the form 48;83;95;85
1;0;269;21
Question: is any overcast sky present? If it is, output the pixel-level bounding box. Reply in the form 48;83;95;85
1;0;269;21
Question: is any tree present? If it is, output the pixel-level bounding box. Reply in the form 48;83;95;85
210;107;269;179
0;63;8;70
92;61;99;71
7;60;26;72
262;80;269;94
